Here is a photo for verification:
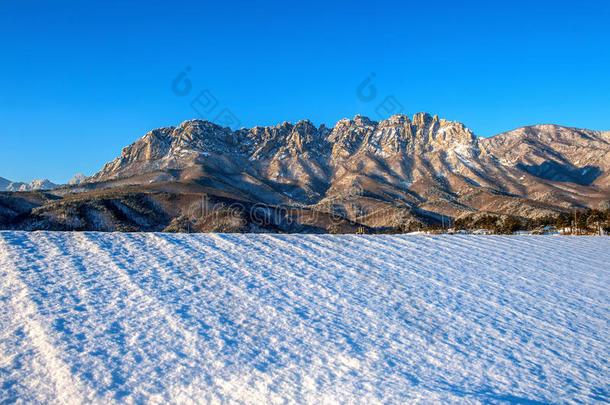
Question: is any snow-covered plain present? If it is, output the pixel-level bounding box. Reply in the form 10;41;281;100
0;232;608;404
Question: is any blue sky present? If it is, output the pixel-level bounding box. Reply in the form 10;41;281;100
1;0;609;183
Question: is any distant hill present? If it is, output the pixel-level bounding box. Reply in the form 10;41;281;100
0;177;58;192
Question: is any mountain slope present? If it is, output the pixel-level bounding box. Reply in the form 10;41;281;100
0;177;10;191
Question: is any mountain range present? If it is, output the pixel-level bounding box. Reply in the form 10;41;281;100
0;174;88;192
2;113;609;232
0;177;59;192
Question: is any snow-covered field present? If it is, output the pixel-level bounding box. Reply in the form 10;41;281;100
0;232;608;404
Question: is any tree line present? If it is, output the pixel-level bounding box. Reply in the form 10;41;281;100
450;204;610;235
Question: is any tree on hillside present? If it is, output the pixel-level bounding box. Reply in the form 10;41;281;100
556;213;570;232
499;216;522;234
473;214;498;232
587;210;605;235
576;211;589;234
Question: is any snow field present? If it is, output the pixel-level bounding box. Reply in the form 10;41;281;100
0;232;608;404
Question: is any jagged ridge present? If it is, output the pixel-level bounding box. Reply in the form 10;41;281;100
5;113;608;232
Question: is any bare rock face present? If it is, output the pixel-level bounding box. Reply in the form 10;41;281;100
83;113;610;222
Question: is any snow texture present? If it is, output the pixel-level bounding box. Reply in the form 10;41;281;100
0;232;608;404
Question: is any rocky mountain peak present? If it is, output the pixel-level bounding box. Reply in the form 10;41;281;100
84;113;610;217
327;116;378;159
68;174;88;185
412;112;435;127
92;113;484;178
380;114;411;127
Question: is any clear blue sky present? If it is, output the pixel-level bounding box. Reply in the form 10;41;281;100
1;0;609;184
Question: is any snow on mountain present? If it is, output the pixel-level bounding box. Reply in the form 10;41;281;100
85;113;610;220
68;173;88;185
0;232;608;403
0;178;58;191
2;114;609;231
26;179;58;190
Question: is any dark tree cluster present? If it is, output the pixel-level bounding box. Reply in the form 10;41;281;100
451;206;610;235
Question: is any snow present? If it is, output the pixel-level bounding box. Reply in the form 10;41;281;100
438;125;455;134
67;174;87;185
0;232;609;404
454;152;475;169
